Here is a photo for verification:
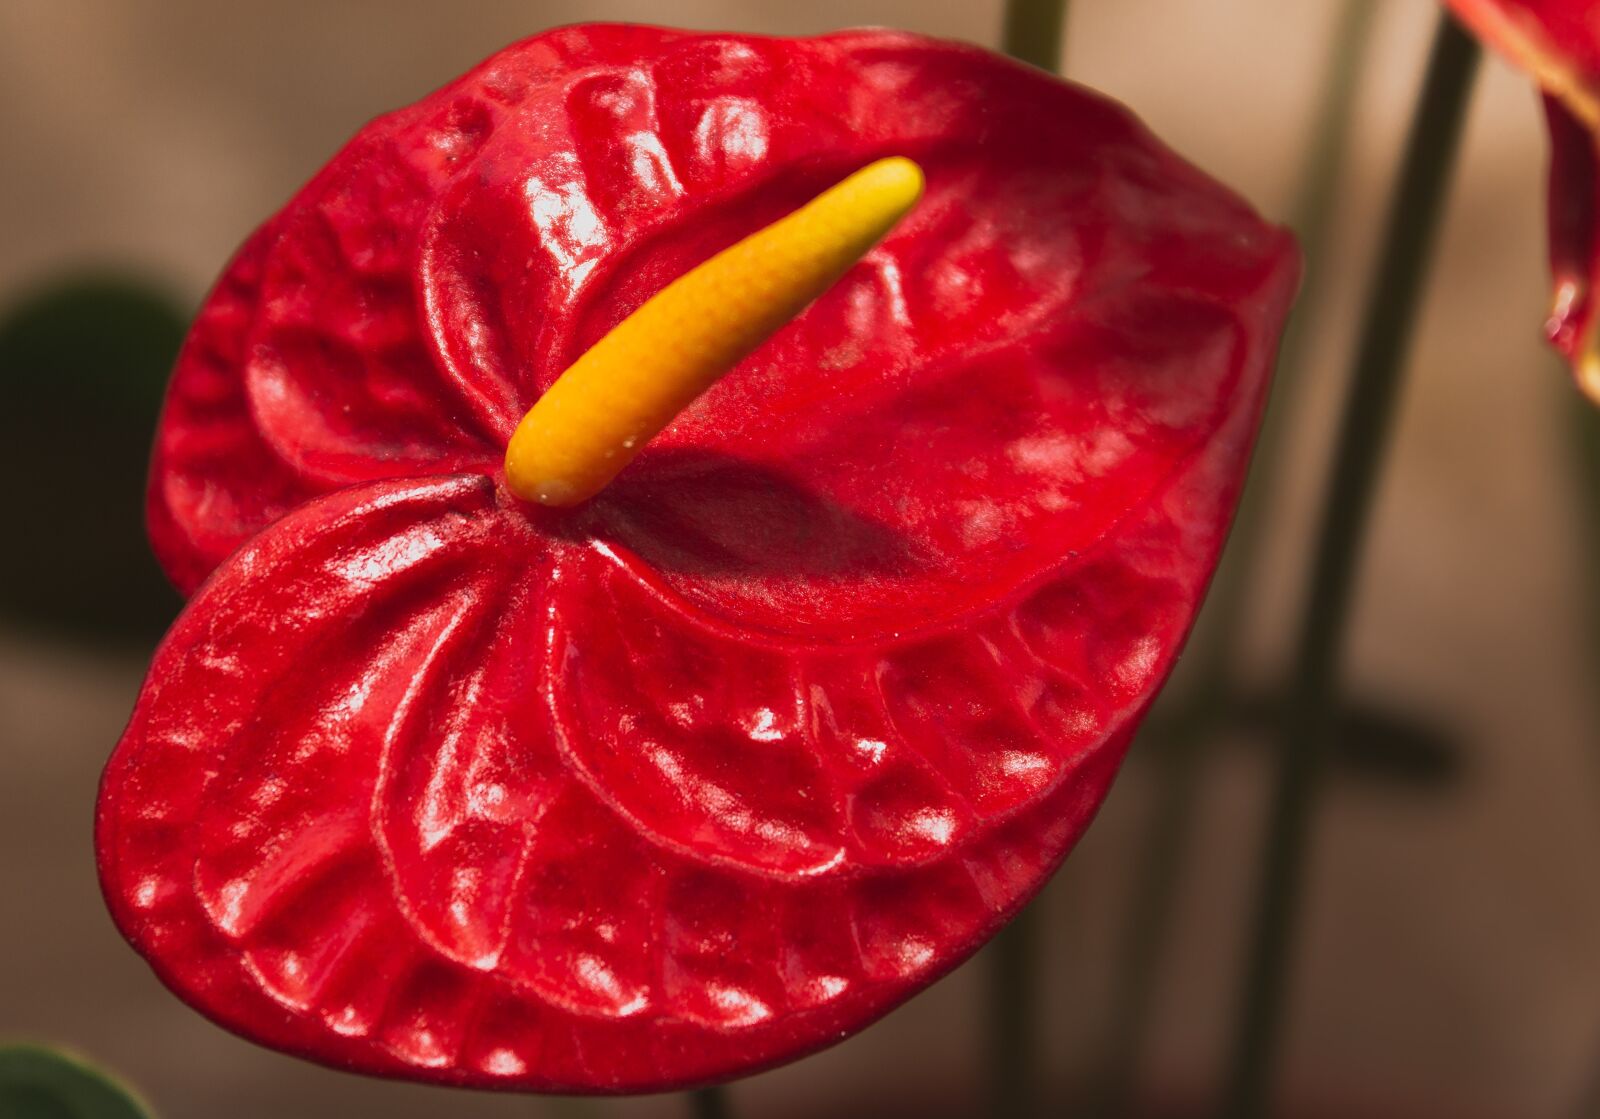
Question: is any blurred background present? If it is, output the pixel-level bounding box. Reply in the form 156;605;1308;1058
2;1;1596;1117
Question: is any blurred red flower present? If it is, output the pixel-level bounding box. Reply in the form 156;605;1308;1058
1447;0;1600;402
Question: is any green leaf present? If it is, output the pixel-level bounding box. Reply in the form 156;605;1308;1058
0;1045;154;1119
0;272;188;642
0;275;185;418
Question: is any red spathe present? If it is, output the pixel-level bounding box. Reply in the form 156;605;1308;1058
1445;0;1600;396
100;25;1299;1091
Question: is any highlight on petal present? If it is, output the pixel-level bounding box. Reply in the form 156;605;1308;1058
95;474;1112;1088
109;23;1301;1093
149;23;1296;590
101;290;1281;1090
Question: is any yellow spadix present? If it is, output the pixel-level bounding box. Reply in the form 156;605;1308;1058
503;156;925;506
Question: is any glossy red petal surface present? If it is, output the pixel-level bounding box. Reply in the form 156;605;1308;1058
149;24;1295;592
1445;0;1600;400
103;343;1262;1088
1446;1;1600;86
115;24;1300;1091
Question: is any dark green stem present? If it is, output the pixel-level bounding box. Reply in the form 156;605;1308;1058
989;899;1042;1118
1192;0;1380;683
1002;0;1068;73
1220;16;1479;1119
1568;386;1600;1118
678;16;1067;1119
986;11;1068;1117
1571;392;1600;678
1089;719;1206;1118
1088;6;1380;1115
689;1086;731;1119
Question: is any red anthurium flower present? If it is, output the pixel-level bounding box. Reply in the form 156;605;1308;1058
1445;0;1600;402
100;25;1298;1092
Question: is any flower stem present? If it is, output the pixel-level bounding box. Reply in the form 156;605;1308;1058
1088;4;1379;1113
1220;15;1479;1119
689;1086;731;1119
1566;376;1600;1115
1002;0;1068;73
988;9;1067;1115
1192;0;1381;690
990;896;1043;1117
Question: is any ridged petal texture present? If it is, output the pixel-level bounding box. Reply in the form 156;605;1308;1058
1445;0;1600;402
103;25;1299;1091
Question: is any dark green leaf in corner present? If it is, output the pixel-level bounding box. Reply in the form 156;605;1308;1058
0;1045;154;1119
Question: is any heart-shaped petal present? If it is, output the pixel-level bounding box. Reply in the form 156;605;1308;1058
114;24;1299;1091
148;26;1295;591
103;305;1273;1087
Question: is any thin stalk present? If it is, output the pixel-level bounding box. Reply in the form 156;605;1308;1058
1220;16;1479;1119
1567;388;1600;1118
990;897;1042;1118
1089;712;1207;1119
1002;0;1068;73
988;9;1067;1115
1571;392;1600;680
1089;5;1379;1114
979;6;1068;1114
689;1086;731;1119
1196;0;1381;684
